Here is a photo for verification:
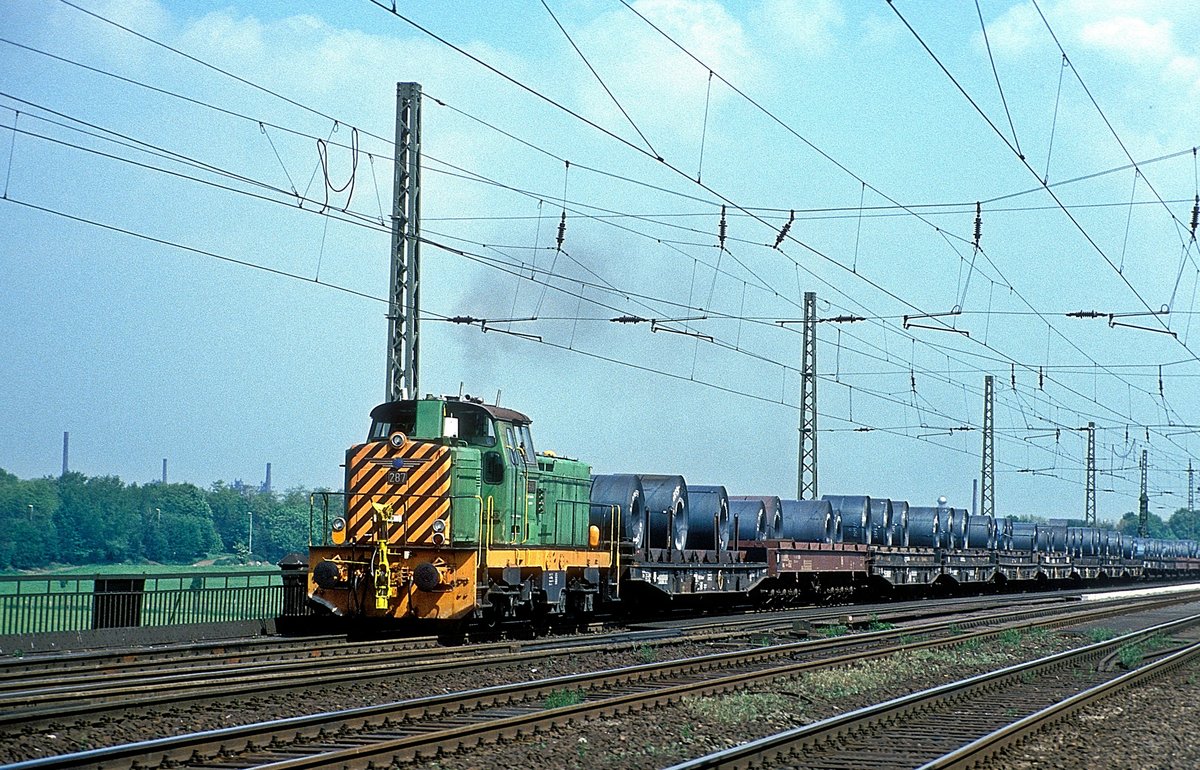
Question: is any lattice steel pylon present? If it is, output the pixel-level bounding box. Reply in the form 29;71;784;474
798;291;818;499
1138;449;1149;538
980;375;994;520
387;82;422;402
1085;422;1096;526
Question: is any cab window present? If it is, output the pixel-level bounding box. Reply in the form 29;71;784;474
504;425;520;465
369;405;416;441
445;404;497;447
518;425;535;462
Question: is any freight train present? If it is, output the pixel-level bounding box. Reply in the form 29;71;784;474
306;395;1200;630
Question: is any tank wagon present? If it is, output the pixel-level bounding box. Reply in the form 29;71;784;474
308;397;1200;629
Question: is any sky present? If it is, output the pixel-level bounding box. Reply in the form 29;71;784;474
1;0;1198;524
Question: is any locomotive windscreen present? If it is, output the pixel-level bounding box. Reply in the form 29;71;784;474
368;402;417;441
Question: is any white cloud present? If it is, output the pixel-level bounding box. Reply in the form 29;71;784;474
547;0;760;161
984;2;1042;55
1081;15;1175;63
751;0;845;55
986;1;1199;91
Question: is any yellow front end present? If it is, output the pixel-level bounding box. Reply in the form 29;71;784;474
307;434;482;621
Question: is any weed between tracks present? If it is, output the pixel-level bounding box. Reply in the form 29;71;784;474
544;688;584;709
681;643;1019;727
1115;633;1172;670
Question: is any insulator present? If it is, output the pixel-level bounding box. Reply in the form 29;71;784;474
1039;366;1044;389
555;210;566;252
1191;195;1198;238
973;202;982;249
718;205;727;251
773;209;795;249
910;370;917;392
1160;365;1165;397
1011;363;1016;389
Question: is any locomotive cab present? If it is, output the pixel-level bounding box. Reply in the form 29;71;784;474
308;396;611;627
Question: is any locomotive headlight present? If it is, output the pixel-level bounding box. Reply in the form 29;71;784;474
332;517;346;532
330;516;347;545
389;431;408;448
432;519;446;533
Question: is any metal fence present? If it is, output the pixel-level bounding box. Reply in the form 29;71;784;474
0;569;292;636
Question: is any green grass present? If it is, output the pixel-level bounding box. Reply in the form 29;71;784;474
683;691;794;725
1087;627;1118;643
818;623;849;638
867;614;895;632
543;688;584;709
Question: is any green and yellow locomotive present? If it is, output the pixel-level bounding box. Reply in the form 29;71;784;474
308;395;617;627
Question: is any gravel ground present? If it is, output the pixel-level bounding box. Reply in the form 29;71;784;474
0;638;738;763
979;658;1200;770
408;627;1079;770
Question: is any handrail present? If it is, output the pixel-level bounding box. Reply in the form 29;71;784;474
610;503;620;598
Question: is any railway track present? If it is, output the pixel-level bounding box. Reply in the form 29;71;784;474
0;591;1090;728
666;615;1200;769
8;591;1195;769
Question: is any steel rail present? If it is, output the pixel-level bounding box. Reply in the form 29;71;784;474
917;637;1200;769
663;614;1200;769
6;592;1194;770
0;591;1085;717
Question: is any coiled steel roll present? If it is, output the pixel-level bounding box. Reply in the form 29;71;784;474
778;499;836;543
823;495;872;545
939;507;958;549
1041;522;1069;554
1067;526;1099;557
728;497;767;543
1010;520;1038;551
831;510;844;543
966;513;996;550
685;484;730;551
1101;529;1123;558
998;517;1015;550
953;509;971;548
637;474;689;551
760;496;784;539
907;506;940;547
888;500;910;548
869;499;894;547
589;474;645;548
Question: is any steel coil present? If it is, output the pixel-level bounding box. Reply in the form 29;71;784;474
685;484;730;551
869;499;894;547
637;474;689;551
730;495;783;540
907;506;940;547
589;474;645;548
966;513;996;550
1010;520;1038;551
778;499;836;543
728;497;767;543
823;495;872;545
888;500;910;548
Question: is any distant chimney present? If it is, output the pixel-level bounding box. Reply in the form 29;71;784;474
264;462;272;493
162;458;167;484
61;432;69;476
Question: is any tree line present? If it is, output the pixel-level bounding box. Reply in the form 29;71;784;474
0;468;318;570
4;466;1199;571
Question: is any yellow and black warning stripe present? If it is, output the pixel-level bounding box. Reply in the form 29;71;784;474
344;440;451;545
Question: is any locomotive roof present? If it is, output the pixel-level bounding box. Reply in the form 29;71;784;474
370;398;532;425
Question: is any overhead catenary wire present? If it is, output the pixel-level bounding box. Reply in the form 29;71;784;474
7;2;1190;501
